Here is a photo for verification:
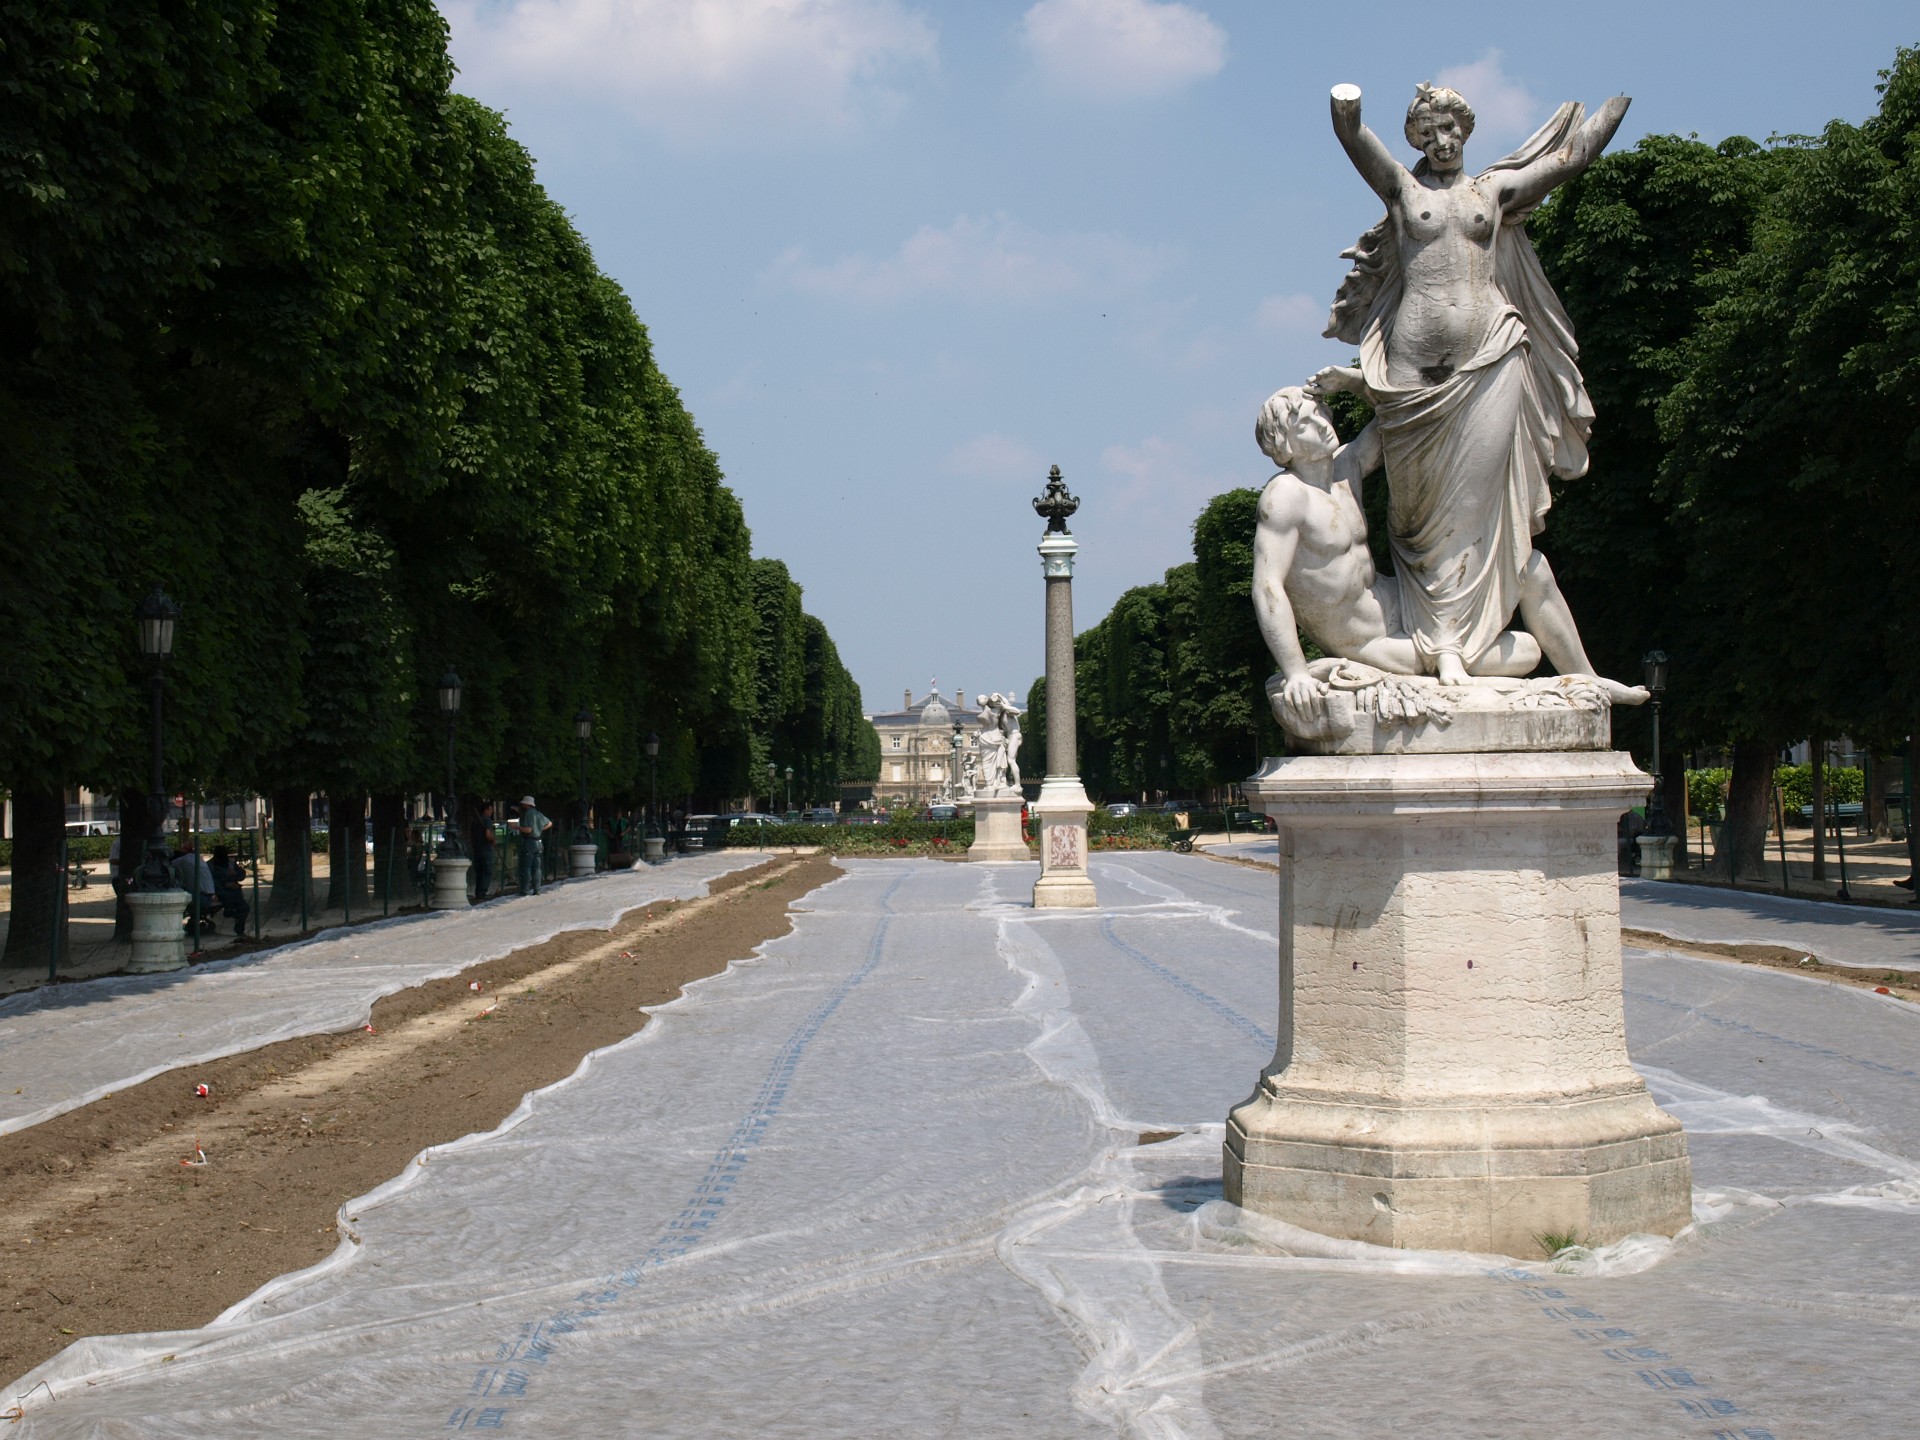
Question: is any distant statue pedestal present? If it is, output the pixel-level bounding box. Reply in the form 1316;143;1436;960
1227;680;1691;1255
1031;776;1097;908
430;856;471;910
642;833;666;864
125;889;190;973
568;843;598;878
968;793;1029;862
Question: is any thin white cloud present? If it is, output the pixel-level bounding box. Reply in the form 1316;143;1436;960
1019;0;1226;101
440;0;937;141
1431;49;1543;147
1100;434;1233;523
1251;293;1321;336
946;432;1048;483
767;214;1170;303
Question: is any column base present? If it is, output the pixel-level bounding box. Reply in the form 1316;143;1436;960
1224;1086;1692;1256
1636;833;1676;881
431;856;471;910
1031;775;1097;908
642;835;666;864
125;889;190;973
568;843;598;878
967;794;1029;862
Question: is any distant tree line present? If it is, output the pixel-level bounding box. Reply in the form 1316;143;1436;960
1040;46;1920;846
0;2;875;963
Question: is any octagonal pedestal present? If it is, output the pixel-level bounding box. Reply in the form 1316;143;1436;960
568;843;597;878
1224;750;1691;1256
1031;776;1096;908
968;794;1028;862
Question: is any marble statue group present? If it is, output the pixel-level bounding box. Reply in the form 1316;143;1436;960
1254;80;1645;744
973;692;1023;797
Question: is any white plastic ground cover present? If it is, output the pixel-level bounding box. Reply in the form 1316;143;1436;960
0;852;758;1136
11;854;1919;1436
1621;876;1920;970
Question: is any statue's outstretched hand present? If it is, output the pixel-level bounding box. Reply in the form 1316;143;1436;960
1307;365;1362;397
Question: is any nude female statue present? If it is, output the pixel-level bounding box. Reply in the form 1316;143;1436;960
1324;81;1635;693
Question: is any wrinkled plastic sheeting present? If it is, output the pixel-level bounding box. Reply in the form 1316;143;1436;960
12;854;1920;1438
1621;876;1920;970
0;852;760;1136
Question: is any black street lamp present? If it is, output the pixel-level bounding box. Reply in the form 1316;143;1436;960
784;764;793;816
1642;650;1671;838
134;588;181;891
645;731;661;839
766;760;776;815
574;708;594;843
438;669;463;856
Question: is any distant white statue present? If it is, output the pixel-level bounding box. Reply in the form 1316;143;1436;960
974;692;1025;796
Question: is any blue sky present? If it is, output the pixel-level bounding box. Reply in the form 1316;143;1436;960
438;0;1915;714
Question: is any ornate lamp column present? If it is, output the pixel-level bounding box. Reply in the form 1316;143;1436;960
643;732;665;863
569;708;598;877
1031;466;1097;908
126;589;189;972
429;669;471;909
1635;650;1677;880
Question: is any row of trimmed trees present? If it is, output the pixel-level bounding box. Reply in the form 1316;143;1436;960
0;3;874;963
1037;46;1920;844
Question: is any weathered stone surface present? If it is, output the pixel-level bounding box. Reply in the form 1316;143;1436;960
968;794;1029;863
1225;748;1692;1254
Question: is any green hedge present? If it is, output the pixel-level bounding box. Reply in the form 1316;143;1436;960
720;819;982;854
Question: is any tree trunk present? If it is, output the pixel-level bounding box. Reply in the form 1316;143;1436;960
267;787;311;919
1868;752;1889;838
1810;742;1827;882
324;791;367;908
370;792;406;905
1717;739;1779;884
2;784;64;968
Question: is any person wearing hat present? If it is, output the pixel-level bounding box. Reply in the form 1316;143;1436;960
515;795;552;895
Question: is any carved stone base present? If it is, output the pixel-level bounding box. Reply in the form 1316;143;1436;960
1224;748;1691;1255
1031;776;1096;908
125;889;189;973
430;856;471;910
568;843;598;878
1637;833;1676;881
968;794;1029;862
1272;659;1618;755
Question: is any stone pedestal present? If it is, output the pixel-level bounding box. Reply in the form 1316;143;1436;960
1636;833;1676;881
430;856;470;910
642;834;666;864
968;794;1029;862
125;889;190;973
568;843;598;878
1031;776;1097;908
1225;746;1691;1255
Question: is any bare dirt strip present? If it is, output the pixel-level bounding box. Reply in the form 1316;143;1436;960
1;854;840;1384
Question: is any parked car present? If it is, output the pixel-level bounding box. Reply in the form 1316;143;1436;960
803;807;838;824
1228;809;1273;833
841;812;887;826
1104;802;1139;819
925;803;959;821
64;820;117;837
681;814;720;851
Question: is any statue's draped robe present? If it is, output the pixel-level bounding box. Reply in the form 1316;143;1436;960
1327;104;1595;671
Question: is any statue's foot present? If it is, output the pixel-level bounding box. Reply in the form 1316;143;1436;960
1434;653;1470;686
1586;676;1649;706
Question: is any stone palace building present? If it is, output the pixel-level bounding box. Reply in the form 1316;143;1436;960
866;684;990;810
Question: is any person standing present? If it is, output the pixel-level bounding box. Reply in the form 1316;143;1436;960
516;795;551;895
469;800;497;900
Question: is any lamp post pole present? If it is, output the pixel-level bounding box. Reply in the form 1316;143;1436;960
126;589;190;973
644;732;664;862
567;708;596;877
766;761;776;816
1030;466;1097;907
785;764;793;817
1635;651;1677;881
429;670;471;908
